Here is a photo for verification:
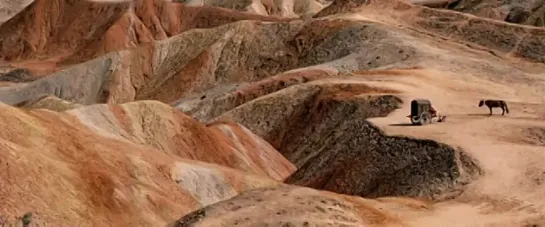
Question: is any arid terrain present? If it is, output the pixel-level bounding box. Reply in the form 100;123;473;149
1;0;545;226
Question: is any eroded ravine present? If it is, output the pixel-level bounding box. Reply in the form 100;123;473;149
217;81;482;200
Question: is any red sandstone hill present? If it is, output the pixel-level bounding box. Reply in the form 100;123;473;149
0;0;288;76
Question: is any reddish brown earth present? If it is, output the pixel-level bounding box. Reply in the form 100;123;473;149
2;0;545;226
0;100;294;225
0;0;288;76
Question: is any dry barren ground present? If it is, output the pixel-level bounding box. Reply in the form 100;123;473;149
1;0;545;226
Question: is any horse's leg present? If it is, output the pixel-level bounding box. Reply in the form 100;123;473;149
489;107;492;115
502;106;505;115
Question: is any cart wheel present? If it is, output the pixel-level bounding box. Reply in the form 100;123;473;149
411;116;420;125
420;113;430;125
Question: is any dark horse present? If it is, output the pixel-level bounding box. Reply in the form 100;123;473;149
478;99;509;115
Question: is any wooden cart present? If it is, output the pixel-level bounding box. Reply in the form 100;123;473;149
408;99;432;125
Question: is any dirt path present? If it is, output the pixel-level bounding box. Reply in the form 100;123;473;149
360;64;545;225
312;8;545;224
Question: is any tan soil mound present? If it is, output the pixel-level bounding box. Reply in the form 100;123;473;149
173;185;431;226
0;100;294;225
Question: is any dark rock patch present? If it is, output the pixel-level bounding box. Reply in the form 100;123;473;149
280;94;480;199
219;83;481;200
0;68;33;82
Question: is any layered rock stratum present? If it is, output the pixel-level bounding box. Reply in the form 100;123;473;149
424;0;545;26
1;0;545;226
0;100;295;225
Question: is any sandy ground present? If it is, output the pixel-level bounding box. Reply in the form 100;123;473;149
287;6;545;224
173;5;545;224
173;58;545;226
268;9;545;224
359;59;545;225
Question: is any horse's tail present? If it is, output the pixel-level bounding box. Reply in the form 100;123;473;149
502;101;509;113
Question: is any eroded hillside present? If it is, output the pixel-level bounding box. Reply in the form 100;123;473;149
178;0;331;18
214;82;480;200
0;100;295;225
1;0;545;226
0;0;289;76
431;0;545;26
174;185;433;226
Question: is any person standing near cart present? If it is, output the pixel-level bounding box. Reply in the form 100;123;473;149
429;105;446;122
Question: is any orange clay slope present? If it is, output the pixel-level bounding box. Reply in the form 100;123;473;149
0;0;288;72
0;100;295;225
0;18;305;106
